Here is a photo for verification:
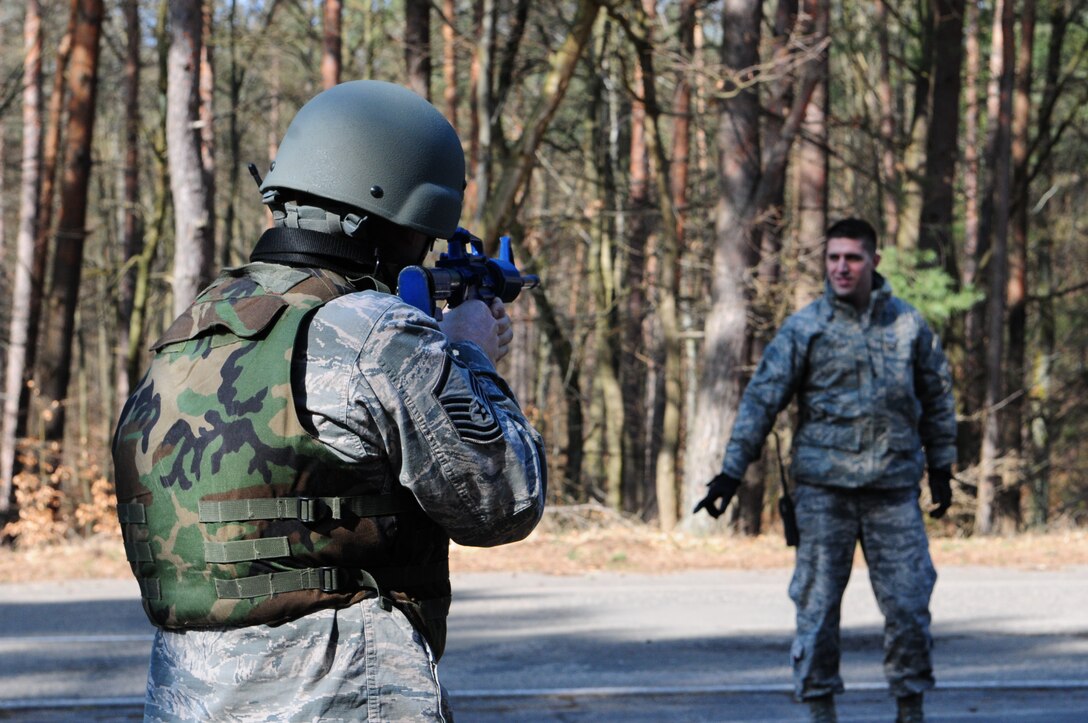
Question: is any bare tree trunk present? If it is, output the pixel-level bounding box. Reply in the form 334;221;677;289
895;2;933;250
37;0;105;451
22;2;76;450
683;0;821;530
222;0;243;267
623;0;685;530
469;0;496;227
200;2;217;278
961;0;984;432
441;0;458;126
1029;228;1054;528
1006;0;1036;462
977;0;1015;536
125;1;171;391
114;0;141;414
731;0;798;536
0;0;44;515
168;0;214;317
874;0;899;245
404;0;431;99
794;0;828;310
1026;0;1072;529
584;14;623;503
620;14;651;514
684;0;762;531
918;0;966;275
322;0;342;89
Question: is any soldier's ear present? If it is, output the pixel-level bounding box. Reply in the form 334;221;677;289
872;251;881;269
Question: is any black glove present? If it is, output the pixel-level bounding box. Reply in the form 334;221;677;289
927;467;953;519
693;473;742;519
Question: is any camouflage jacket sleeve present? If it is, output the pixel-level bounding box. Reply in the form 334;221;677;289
912;316;957;470
299;291;546;547
720;317;807;480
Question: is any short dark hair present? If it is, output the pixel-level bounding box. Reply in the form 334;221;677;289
825;217;878;256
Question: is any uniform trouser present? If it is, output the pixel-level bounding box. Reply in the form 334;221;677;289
144;598;452;721
788;484;937;701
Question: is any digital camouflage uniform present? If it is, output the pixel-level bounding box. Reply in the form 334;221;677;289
113;262;546;721
719;274;956;701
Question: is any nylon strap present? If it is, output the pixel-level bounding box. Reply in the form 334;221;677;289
138;577;161;601
214;567;384;600
124;537;154;563
204;537;291;564
198;492;410;523
249;227;379;275
116;502;147;524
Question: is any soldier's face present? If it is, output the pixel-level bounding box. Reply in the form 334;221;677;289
826;236;879;309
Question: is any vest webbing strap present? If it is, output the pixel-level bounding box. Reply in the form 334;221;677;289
198;491;410;524
138;577;161;601
204;537;291;564
214;567;385;600
124;537;154;563
117;502;147;524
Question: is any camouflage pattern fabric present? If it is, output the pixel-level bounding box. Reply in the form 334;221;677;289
145;598;454;722
788;484;936;700
717;275;952;703
296;288;547;548
113;263;452;635
118;261;546;720
720;275;956;489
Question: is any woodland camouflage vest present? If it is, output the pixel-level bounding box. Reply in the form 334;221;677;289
112;263;452;656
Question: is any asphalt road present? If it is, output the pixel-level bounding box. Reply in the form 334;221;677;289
1;565;1086;721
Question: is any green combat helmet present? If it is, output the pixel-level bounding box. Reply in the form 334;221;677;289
259;79;465;239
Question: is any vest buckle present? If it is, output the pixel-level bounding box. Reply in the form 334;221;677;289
298;496;320;523
318;567;341;593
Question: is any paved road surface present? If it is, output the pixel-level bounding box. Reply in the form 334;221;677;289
1;565;1086;721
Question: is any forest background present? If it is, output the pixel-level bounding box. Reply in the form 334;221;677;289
0;0;1085;555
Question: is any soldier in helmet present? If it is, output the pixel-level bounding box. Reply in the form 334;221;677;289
113;80;547;721
694;218;956;723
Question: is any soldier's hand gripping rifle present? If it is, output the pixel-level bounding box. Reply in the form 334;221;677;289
397;227;539;318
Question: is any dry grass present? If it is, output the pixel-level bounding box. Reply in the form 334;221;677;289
3;505;1087;584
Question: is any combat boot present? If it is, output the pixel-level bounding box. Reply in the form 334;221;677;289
895;692;924;723
806;694;837;723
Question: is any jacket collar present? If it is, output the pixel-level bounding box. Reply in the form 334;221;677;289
821;271;890;321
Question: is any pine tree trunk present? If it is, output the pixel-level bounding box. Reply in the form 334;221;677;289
37;0;105;451
874;0;899;245
322;0;342;89
977;0;1016;536
114;0;142;414
1006;0;1036;468
441;0;458;126
918;0;965;275
794;0;828;310
960;0;984;452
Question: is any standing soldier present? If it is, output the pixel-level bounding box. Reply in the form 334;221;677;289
694;218;956;723
113;80;547;721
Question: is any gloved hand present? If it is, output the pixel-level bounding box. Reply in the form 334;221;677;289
927;467;953;519
693;473;742;519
